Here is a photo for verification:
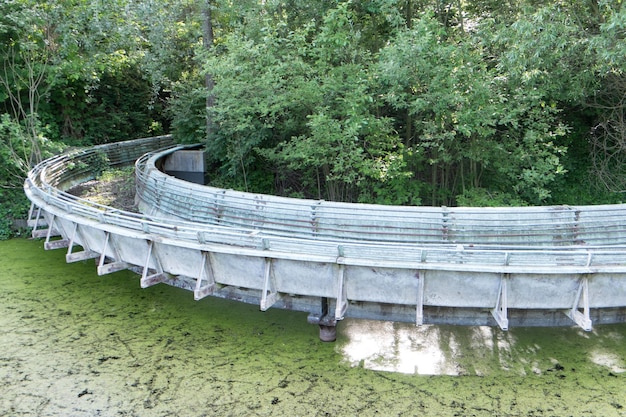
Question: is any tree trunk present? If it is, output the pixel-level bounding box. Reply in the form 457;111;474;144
405;0;412;29
203;0;215;140
457;0;464;33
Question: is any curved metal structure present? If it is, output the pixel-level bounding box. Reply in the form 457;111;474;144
25;136;626;340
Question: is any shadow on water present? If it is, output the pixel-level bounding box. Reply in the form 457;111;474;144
2;238;626;416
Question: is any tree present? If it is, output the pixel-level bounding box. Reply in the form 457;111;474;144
377;11;575;205
199;2;412;202
0;0;179;239
0;2;54;168
587;3;626;192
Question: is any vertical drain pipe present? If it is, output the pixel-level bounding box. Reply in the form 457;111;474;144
318;297;337;342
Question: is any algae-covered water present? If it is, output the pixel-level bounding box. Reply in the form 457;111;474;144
2;238;626;416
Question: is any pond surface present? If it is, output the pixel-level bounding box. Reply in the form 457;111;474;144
2;238;626;416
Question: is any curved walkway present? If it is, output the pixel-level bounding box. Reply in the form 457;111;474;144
25;136;626;339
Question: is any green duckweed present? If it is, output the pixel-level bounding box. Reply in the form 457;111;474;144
1;239;625;416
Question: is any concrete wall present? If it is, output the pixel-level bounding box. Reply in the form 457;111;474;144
163;149;207;184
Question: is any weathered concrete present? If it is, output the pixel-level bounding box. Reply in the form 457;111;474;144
24;136;626;338
162;147;207;184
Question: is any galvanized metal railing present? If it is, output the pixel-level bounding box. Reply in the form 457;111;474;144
135;144;626;249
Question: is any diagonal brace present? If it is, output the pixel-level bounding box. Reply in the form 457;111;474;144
260;258;281;311
97;232;130;275
416;270;425;326
65;223;99;263
491;274;509;331
566;276;592;331
194;251;217;300
335;264;347;320
141;240;169;288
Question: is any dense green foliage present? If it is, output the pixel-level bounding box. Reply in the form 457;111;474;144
1;0;626;239
195;0;625;206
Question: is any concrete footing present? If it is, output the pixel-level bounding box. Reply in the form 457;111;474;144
319;325;337;342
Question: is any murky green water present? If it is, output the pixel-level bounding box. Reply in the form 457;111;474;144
2;238;626;416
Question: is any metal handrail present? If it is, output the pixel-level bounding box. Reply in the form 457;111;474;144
135;144;626;248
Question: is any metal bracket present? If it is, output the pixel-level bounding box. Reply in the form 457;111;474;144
194;251;216;300
43;215;68;250
27;203;37;226
416;270;425;325
566;276;592;331
97;232;130;275
141;240;168;288
260;257;281;310
491;274;509;331
28;203;47;231
65;223;99;263
335;264;347;320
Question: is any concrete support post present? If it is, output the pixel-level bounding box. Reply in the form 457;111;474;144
308;297;338;342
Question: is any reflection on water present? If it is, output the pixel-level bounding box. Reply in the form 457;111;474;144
339;320;464;375
338;319;626;376
590;350;626;373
